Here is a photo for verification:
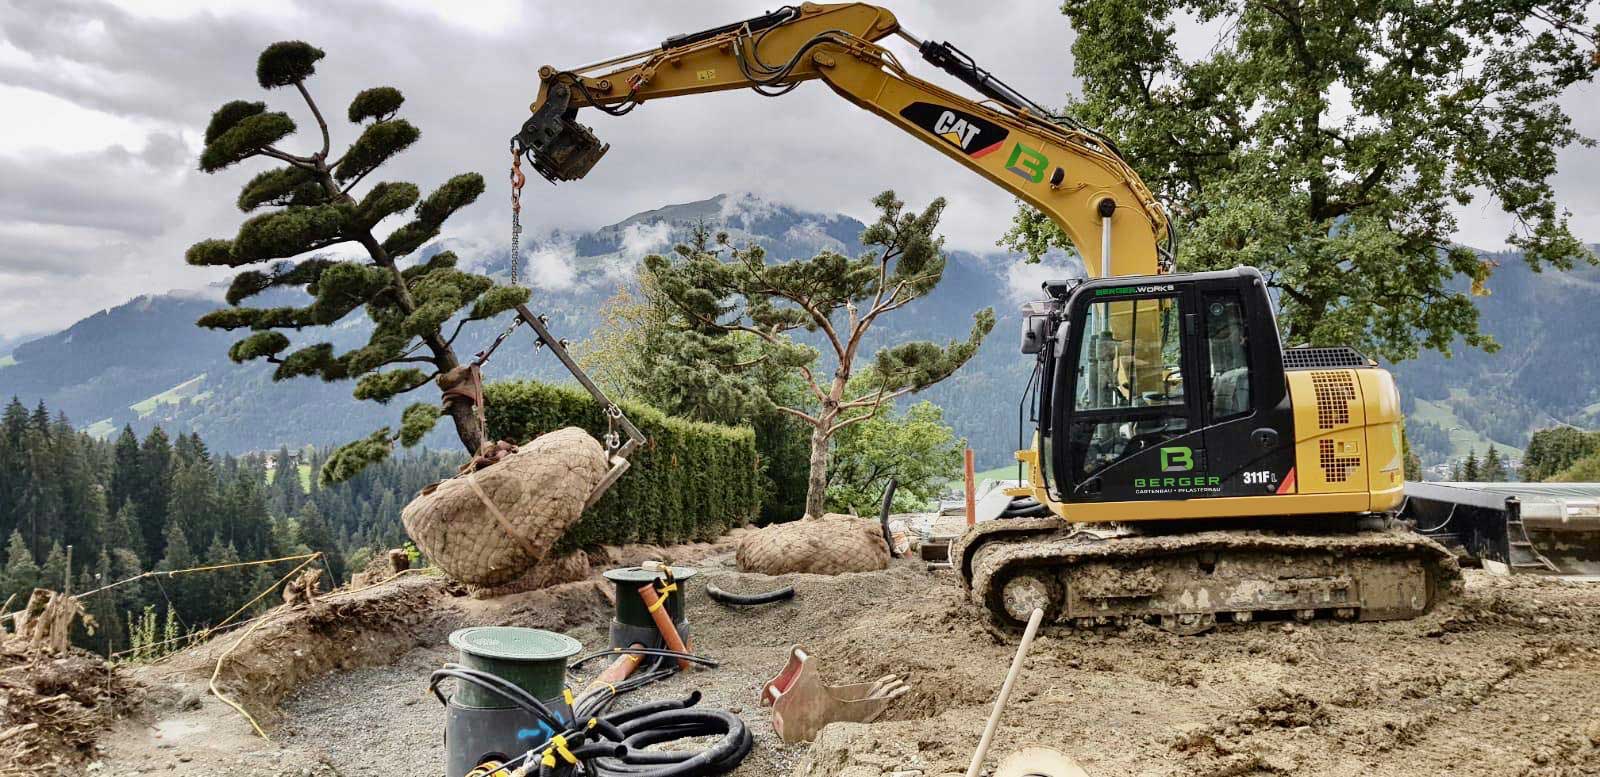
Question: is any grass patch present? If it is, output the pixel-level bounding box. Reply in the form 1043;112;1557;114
1411;397;1524;460
84;418;117;439
0;354;15;369
131;375;209;417
947;464;1026;491
266;462;313;491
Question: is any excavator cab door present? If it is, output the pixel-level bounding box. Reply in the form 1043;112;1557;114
1049;268;1294;504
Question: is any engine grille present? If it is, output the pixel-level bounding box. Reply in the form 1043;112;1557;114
1283;347;1371;370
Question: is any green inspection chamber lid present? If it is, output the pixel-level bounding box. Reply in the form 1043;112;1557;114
601;565;699;585
449;626;583;662
446;627;583;709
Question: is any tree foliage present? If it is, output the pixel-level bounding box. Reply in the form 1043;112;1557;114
485;381;760;546
577;270;814;523
1522;425;1600;481
189;41;526;484
827;400;963;516
644;192;994;516
0;396;459;656
1006;0;1599;361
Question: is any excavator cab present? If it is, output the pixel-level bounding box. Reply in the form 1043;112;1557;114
1024;267;1295;508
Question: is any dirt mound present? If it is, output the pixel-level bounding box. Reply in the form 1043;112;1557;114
88;539;1600;777
145;573;447;725
0;645;140;775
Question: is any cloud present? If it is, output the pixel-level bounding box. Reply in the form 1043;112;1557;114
522;239;577;292
0;138;185;237
0;0;1595;343
1004;252;1084;305
618;221;673;261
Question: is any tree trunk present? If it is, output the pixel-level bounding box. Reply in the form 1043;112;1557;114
442;398;486;456
804;422;831;518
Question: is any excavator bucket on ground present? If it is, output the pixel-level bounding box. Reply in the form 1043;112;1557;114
1402;481;1600;578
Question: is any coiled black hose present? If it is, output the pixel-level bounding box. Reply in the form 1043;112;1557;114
435;655;752;777
704;582;796;606
999;496;1051;518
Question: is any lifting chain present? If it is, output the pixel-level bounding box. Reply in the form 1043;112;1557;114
472;145;529;370
509;143;526;288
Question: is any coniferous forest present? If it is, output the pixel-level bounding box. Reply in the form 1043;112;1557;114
0;396;457;656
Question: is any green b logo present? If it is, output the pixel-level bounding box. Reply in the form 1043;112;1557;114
1005;142;1048;183
1160;446;1194;472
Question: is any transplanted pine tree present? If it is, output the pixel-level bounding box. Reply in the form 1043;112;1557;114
645;191;994;517
188;41;528;483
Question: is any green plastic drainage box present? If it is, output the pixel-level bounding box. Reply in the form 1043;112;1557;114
446;626;582;709
602;565;698;629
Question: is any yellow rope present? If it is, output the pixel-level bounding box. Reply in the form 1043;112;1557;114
204;553;325;636
2;552;323;623
208;553;324;741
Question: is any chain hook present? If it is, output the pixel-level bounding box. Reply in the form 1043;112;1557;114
509;144;527;289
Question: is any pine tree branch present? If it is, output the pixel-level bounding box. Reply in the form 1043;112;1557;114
672;301;829;406
260;146;318;169
294;81;331;160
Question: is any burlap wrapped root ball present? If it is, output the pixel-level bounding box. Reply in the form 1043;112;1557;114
401;427;607;587
736;513;889;576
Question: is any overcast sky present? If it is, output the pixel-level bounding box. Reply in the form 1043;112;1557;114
1;0;1597;343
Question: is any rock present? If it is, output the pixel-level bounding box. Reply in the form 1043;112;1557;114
1585;719;1600;746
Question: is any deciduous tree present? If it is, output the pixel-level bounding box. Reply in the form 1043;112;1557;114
1008;0;1599;361
827;400;963;516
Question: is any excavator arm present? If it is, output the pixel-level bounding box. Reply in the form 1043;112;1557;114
515;2;1171;278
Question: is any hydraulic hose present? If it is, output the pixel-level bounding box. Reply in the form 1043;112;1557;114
705;582;796;606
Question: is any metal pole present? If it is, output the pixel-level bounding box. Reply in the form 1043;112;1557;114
1098;197;1116;279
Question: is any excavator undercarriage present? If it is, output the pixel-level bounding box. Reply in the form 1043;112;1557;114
953;517;1461;634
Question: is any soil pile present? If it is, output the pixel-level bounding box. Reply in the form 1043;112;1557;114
0;643;140;775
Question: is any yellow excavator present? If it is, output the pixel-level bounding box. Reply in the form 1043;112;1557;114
514;2;1458;634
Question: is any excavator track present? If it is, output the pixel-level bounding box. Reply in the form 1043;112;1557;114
955;519;1462;635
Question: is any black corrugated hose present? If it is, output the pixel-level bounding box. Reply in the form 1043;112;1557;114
431;648;752;776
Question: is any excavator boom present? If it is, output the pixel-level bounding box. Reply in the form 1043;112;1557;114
517;2;1170;279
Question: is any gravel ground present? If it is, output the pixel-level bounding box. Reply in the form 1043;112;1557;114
94;546;1600;777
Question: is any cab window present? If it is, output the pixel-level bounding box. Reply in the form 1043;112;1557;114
1075;295;1184;411
1204;296;1251;419
1071;294;1188;481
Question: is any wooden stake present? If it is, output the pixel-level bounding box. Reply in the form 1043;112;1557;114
965;608;1044;777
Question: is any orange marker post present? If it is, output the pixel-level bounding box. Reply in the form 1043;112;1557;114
965;448;977;527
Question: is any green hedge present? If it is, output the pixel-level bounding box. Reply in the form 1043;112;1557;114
484;380;760;547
